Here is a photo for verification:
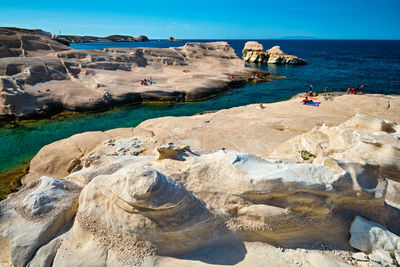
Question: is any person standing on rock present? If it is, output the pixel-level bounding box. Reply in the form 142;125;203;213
308;85;313;96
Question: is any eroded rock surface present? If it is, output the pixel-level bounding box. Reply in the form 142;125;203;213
3;113;400;266
2;93;400;266
0;176;81;266
242;41;307;64
1;28;272;122
0;27;70;58
349;216;400;266
23;94;400;185
271;113;400;182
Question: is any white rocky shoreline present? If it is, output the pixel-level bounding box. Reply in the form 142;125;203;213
1;93;400;266
0;28;276;123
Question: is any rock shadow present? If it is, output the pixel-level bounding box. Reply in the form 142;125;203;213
176;238;247;265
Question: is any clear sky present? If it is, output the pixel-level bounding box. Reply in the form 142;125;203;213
1;0;399;39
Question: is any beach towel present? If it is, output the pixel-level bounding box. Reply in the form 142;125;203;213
305;101;321;107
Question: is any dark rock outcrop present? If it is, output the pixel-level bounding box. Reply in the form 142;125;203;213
135;35;149;42
59;34;150;43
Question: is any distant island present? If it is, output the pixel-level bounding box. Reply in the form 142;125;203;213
59;34;150;43
279;36;320;39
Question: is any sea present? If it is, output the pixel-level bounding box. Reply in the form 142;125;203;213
1;39;399;179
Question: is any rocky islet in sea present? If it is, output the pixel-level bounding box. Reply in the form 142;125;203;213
242;41;308;64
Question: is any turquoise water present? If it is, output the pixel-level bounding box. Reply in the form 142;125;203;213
0;82;288;173
1;40;399;173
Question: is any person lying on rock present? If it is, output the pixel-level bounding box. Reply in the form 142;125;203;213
302;96;313;104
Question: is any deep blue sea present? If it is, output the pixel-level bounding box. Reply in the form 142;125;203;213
1;40;399;177
73;39;400;95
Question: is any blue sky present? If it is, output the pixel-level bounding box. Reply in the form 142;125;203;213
1;0;399;39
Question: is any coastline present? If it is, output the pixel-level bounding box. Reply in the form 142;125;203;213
19;93;400;184
0;72;273;125
2;91;398;199
0;30;274;124
1;92;400;266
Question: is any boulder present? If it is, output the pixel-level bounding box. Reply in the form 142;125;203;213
349;216;400;253
368;250;394;265
168;36;176;41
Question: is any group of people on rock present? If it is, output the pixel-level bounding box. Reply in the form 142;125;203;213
140;77;154;86
301;95;312;104
301;83;366;104
347;84;364;95
301;85;320;104
306;85;319;97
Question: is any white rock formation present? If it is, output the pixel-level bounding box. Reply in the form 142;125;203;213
1;28;273;122
242;41;307;64
272;113;400;182
368;250;394;265
0;177;81;266
349;216;400;253
1;113;400;266
22;176;68;215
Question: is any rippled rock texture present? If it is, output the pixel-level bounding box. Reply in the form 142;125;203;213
1;113;400;266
